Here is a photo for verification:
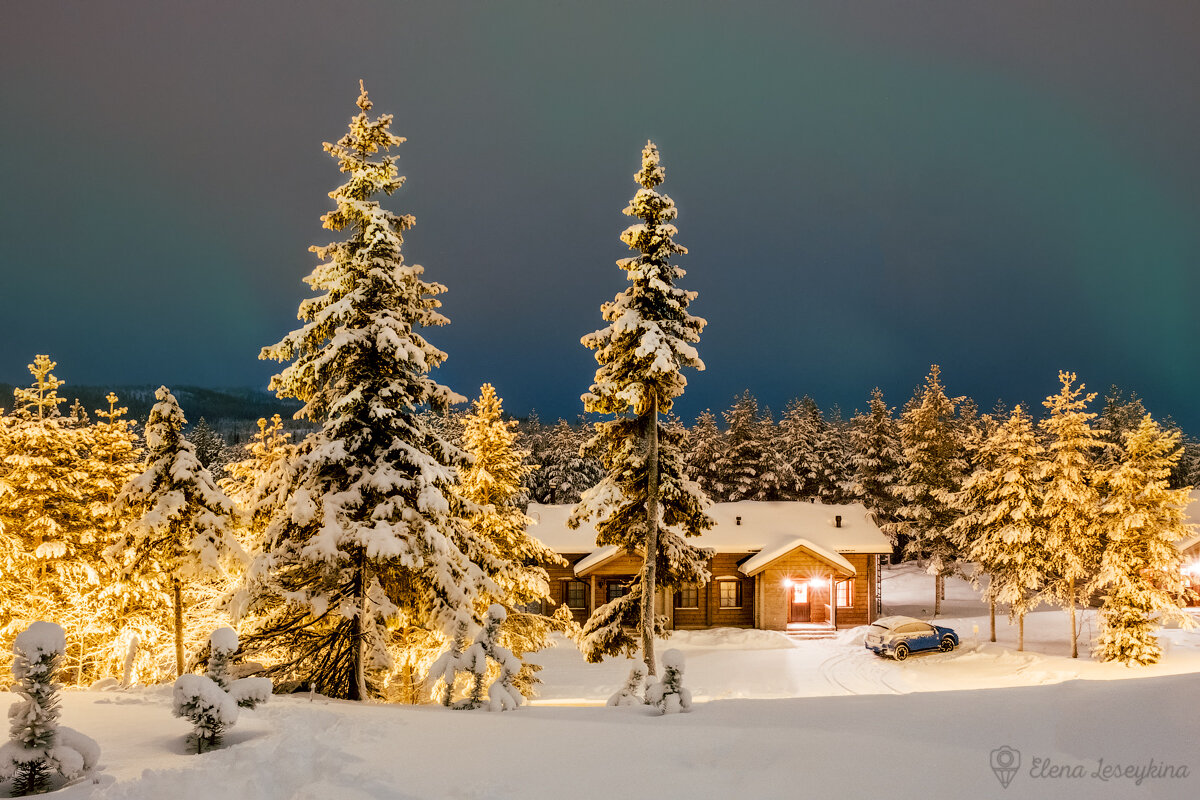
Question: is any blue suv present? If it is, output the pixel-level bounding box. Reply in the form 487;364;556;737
864;615;958;660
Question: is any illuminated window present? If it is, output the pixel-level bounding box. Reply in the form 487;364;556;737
564;580;587;610
676;586;699;609
836;579;853;608
718;580;741;609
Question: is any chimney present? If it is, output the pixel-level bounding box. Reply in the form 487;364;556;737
835;515;842;528
736;516;742;526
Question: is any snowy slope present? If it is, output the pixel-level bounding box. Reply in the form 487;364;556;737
9;565;1200;799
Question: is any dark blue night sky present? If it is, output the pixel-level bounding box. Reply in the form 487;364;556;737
3;1;1199;429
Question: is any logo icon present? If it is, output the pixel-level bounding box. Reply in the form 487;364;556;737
990;746;1021;789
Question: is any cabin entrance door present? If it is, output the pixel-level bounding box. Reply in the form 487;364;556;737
788;582;811;623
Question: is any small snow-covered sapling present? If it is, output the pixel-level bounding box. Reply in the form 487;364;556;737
0;622;100;795
172;674;239;754
483;607;523;712
606;663;647;707
436;606;524;711
645;649;692;715
429;622;470;707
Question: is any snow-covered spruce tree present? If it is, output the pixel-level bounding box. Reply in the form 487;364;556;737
780;396;824;500
251;82;495;700
172;673;238;754
814;406;852;503
570;141;711;675
457;384;564;697
891;366;967;614
448;605;523;711
645;648;691;714
0;622;99;795
684;410;724;501
1094;415;1192;666
0;360;88;600
714;392;791;502
0;357;101;680
542;420;605;504
110;386;243;678
849;388;904;540
1039;372;1106;659
71;392;145;686
189;418;229;481
949;405;1048;651
1097;386;1146;466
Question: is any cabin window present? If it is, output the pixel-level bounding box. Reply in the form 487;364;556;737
718;580;742;609
676;586;700;609
836;579;854;608
564;580;587;610
607;580;631;604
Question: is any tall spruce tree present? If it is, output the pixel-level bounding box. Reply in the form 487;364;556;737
684;410;724;501
892;365;966;614
950;405;1048;650
714;392;791;502
251;82;495;700
1094;415;1192;665
780;396;824;499
0;357;93;662
1040;372;1105;659
110;387;242;678
570;141;711;674
814;406;852;503
458;384;565;696
849;388;904;540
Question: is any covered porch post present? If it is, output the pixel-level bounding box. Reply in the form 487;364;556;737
829;574;837;630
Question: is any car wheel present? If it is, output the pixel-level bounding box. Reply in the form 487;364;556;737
940;636;955;653
893;643;909;661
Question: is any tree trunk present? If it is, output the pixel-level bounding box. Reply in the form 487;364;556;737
641;395;660;677
172;576;184;678
1018;612;1025;652
350;547;367;701
1069;576;1078;659
989;600;996;642
933;573;942;615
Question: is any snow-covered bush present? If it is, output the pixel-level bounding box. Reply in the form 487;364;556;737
606;663;647;707
0;622;100;795
172;674;239;754
645;649;692;715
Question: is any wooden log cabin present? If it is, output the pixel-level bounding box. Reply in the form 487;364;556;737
527;501;893;632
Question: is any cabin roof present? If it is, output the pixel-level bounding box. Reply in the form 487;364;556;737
526;500;893;574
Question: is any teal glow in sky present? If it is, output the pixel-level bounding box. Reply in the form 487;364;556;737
2;1;1199;428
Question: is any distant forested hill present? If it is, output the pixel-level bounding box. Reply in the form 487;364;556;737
0;384;308;444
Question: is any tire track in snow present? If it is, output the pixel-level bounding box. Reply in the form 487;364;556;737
818;648;905;696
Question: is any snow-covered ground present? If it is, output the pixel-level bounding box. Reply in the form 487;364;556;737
9;564;1200;799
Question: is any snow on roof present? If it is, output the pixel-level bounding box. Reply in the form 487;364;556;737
525;501;893;576
572;546;621;575
738;537;856;577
